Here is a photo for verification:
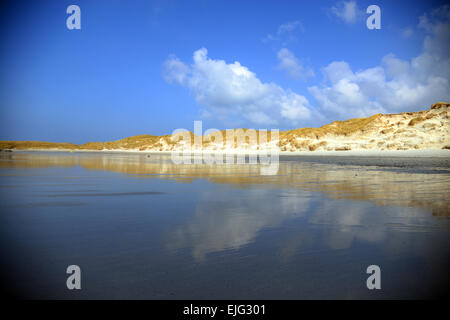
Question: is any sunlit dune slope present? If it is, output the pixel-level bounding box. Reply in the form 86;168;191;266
1;102;449;152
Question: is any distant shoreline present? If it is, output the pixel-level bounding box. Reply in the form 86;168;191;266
5;148;450;158
2;103;449;154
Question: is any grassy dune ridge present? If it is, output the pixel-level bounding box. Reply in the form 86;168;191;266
1;102;449;152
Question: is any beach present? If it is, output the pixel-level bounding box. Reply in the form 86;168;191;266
5;148;450;157
1;151;449;299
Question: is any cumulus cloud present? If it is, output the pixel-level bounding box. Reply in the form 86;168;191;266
330;1;363;24
163;48;315;126
276;48;314;80
417;5;450;32
164;6;449;127
162;55;189;85
309;5;450;119
401;27;414;38
263;20;304;45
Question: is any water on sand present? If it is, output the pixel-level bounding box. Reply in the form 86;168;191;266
0;151;449;299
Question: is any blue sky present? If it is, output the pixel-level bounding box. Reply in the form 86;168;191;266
0;0;448;143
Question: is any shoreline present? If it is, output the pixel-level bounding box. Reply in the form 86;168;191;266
5;148;450;158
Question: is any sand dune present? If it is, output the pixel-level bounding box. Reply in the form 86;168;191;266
1;102;449;153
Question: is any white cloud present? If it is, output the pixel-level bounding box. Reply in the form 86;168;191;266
162;55;189;85
278;20;303;34
163;48;315;126
263;20;304;45
309;5;450;119
417;5;450;32
164;6;449;127
330;1;362;24
401;27;414;38
276;48;314;80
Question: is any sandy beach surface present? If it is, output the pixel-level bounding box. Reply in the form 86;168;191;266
8;148;450;158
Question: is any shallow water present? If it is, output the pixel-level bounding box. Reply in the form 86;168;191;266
0;151;449;299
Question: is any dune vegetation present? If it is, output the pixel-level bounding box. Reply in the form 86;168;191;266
1;102;449;152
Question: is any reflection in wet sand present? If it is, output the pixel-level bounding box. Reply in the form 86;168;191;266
48;191;166;197
2;152;449;216
166;190;447;262
165;189;313;262
1;151;449;298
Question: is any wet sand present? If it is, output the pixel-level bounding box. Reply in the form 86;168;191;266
0;152;449;299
